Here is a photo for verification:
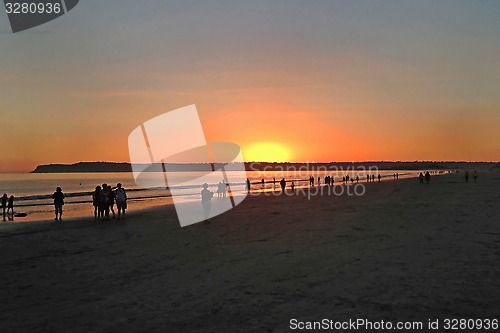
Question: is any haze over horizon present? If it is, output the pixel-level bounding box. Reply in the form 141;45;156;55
1;0;499;172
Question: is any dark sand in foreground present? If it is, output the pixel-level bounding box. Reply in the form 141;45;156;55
1;172;499;332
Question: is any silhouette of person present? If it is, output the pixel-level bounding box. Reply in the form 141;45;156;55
378;174;381;182
318;177;320;186
222;181;227;197
419;173;424;184
115;183;127;220
425;171;431;183
396;173;399;179
473;171;478;182
217;181;223;198
52;187;64;221
464;171;469;183
92;186;102;219
273;178;276;186
108;185;116;219
201;183;213;222
261;178;265;187
372;175;375;182
100;183;110;220
291;182;295;192
366;175;369;182
246;178;251;191
356;175;359;182
7;195;14;215
1;193;7;220
280;178;286;192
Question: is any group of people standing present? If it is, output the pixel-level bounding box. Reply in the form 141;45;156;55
92;183;127;220
1;193;15;221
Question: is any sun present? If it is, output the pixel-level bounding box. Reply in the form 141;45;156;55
244;142;291;162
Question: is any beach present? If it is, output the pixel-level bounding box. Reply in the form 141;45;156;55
0;171;499;332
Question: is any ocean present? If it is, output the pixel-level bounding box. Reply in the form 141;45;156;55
0;169;444;222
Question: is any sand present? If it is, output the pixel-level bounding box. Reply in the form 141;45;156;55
0;171;499;332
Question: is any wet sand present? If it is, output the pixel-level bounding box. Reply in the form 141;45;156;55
0;171;499;332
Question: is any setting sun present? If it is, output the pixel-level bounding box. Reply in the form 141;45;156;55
244;142;291;162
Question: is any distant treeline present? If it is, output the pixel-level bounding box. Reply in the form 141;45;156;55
31;161;499;173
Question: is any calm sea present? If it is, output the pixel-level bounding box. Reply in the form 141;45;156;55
0;169;441;222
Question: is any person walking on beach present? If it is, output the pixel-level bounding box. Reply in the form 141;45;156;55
7;195;14;215
464;171;470;183
473;171;478;182
201;183;213;223
1;193;7;220
246;178;251;192
280;178;286;192
115;183;127;220
419;173;424;184
425;171;431;183
378;174;381;182
92;186;102;219
52;187;64;221
372;175;375;182
291;181;295;192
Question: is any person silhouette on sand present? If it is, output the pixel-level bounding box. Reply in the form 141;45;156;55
115;183;127;220
464;171;470;183
246;178;251;192
425;171;431;183
101;184;112;220
7;195;14;216
52;187;64;221
217;181;223;198
378;174;381;182
92;186;102;219
222;181;227;197
1;193;7;220
108;185;116;219
201;183;213;223
419;173;424;184
280;178;286;192
291;181;295;192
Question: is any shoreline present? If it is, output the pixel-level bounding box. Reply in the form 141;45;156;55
3;171;444;224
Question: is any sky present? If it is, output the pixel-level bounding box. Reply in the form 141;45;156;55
1;0;499;172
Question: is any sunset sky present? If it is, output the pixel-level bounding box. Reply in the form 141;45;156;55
1;0;499;172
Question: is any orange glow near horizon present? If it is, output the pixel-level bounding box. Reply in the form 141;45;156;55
244;142;291;162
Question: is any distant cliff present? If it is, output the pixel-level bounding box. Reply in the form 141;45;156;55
32;162;132;173
31;161;497;173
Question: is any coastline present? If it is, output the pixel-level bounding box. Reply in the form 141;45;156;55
0;171;498;331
